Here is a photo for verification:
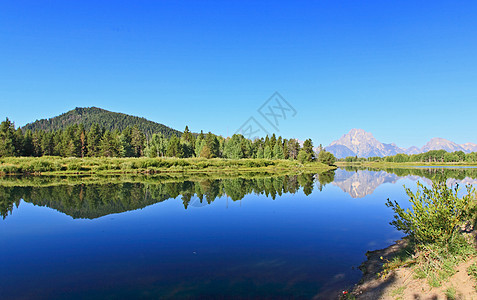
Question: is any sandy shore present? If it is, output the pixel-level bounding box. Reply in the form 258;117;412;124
349;236;477;300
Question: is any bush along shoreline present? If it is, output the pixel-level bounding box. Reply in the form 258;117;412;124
345;180;477;299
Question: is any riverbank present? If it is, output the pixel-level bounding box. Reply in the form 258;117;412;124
0;156;335;176
349;232;477;299
336;161;477;168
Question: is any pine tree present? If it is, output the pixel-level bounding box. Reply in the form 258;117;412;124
205;132;219;158
100;130;120;157
119;127;133;157
14;128;24;156
0;118;16;157
288;139;300;160
273;143;284;159
224;134;244;159
77;124;87;158
32;131;43;156
298;139;315;163
270;134;277;149
166;135;183;157
41;132;55;156
181;126;195;158
264;145;272;159
195;134;205;157
131;125;145;157
23;130;34;157
283;139;289;159
87;123;102;157
256;146;264;159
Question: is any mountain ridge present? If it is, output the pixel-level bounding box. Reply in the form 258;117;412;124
325;128;477;158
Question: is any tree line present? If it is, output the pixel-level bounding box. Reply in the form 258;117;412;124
0;118;336;164
341;149;477;163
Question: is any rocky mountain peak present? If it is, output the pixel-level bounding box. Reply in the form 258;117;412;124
325;129;476;159
327;128;402;158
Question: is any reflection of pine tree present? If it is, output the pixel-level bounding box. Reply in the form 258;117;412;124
0;187;22;219
316;171;335;191
298;173;315;196
1;173;328;220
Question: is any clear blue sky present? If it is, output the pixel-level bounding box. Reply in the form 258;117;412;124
1;1;476;148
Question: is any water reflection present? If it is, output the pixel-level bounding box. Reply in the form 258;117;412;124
335;166;477;198
332;169;399;198
2;167;476;299
0;174;318;220
2;167;477;219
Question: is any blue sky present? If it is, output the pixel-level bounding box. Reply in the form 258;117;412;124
1;1;476;148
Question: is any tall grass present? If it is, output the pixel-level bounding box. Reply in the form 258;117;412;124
0;156;333;175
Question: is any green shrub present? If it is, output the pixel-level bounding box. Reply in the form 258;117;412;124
173;160;189;167
67;162;83;171
386;181;476;245
31;160;54;172
120;161;134;170
196;161;210;169
18;163;34;173
0;164;19;174
53;162;66;171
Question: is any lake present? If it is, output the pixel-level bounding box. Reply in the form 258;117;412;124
1;167;477;299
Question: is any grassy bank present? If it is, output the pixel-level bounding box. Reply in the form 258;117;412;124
0;156;335;176
0;170;329;188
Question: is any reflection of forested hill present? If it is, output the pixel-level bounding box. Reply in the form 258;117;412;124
332;169;400;198
0;175;316;220
25;183;169;219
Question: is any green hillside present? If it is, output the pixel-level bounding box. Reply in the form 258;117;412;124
22;107;181;138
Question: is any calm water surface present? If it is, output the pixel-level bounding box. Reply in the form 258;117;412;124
1;167;476;299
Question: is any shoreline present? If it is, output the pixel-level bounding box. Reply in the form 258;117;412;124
336;162;477;168
347;238;409;299
0;157;336;176
348;233;477;299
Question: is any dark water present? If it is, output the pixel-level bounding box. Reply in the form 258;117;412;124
1;168;476;299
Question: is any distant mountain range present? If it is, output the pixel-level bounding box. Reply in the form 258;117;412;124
22;107;181;138
325;128;477;158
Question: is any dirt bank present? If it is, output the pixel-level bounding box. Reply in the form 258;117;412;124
350;237;477;300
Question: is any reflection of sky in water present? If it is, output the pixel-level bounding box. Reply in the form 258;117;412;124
1;169;474;299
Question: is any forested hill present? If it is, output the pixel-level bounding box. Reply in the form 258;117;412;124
22;107;181;138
